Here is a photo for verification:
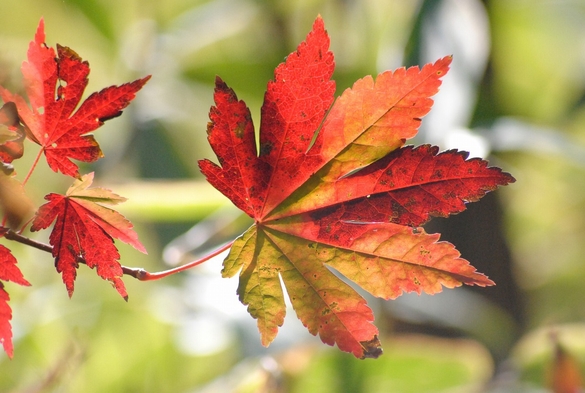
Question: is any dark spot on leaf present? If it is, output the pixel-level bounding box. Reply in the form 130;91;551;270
99;111;123;122
234;122;246;138
225;93;237;103
433;169;444;179
260;142;273;156
443;191;456;200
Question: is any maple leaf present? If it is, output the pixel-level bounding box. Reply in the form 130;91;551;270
0;232;31;358
200;17;515;359
0;18;150;178
31;173;146;299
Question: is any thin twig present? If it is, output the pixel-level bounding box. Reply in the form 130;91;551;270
4;228;52;253
2;228;231;281
133;240;234;281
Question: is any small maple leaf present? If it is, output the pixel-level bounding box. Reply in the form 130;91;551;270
200;17;515;358
31;173;146;299
0;236;31;358
0;18;150;178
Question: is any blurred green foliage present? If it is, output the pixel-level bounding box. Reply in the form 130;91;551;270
1;0;585;392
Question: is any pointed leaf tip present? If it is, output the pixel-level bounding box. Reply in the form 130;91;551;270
35;18;45;45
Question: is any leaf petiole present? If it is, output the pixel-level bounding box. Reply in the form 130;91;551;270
22;148;44;187
127;240;234;281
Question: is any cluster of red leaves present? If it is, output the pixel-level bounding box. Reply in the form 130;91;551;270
0;19;148;358
0;15;515;361
201;17;514;358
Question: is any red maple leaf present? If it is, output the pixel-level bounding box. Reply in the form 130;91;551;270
0;18;150;178
0;232;31;358
31;173;146;299
199;17;515;358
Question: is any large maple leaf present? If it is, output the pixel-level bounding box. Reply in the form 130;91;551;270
199;17;515;358
0;231;31;358
0;18;150;178
31;173;147;299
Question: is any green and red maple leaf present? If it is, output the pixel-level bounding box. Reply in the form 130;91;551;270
200;17;514;358
0;19;148;357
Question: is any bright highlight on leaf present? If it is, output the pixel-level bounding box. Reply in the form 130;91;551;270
200;16;515;358
31;173;147;299
0;18;150;178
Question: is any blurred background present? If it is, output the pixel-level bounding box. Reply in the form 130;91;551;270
1;0;585;392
